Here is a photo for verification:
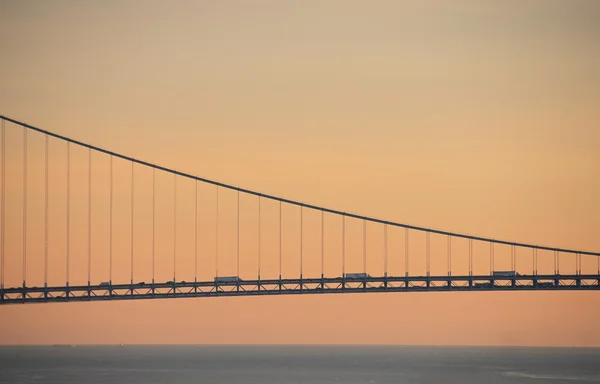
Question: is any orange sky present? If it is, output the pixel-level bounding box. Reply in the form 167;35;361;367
0;0;599;346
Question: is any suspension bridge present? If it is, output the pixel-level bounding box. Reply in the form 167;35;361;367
0;115;599;305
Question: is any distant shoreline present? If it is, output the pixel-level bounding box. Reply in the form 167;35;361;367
1;344;599;349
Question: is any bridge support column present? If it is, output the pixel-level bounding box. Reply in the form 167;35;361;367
65;282;69;302
300;274;303;293
151;279;155;296
194;278;197;294
278;275;282;293
258;275;261;293
44;283;48;302
88;281;91;300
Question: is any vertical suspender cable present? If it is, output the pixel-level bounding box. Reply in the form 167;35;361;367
448;236;452;276
490;242;493;275
66;141;70;286
384;224;387;277
152;168;155;284
425;232;428;277
489;242;493;275
23;128;27;287
557;251;560;274
109;156;113;283
426;232;430;277
173;175;176;282
536;248;539;275
194;181;198;283
511;245;515;272
533;248;536;275
130;162;134;285
237;190;240;278
0;119;4;290
258;197;261;279
468;238;472;276
300;206;303;278
278;200;281;279
321;211;324;278
362;220;366;274
405;228;409;277
215;186;219;278
491;242;495;273
88;149;92;285
44;135;49;286
513;245;517;272
342;215;345;277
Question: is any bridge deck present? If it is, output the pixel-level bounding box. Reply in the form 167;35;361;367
1;274;599;305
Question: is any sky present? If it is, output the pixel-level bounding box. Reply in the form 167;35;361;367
0;0;599;346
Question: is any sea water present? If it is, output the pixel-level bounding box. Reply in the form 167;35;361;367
0;345;599;383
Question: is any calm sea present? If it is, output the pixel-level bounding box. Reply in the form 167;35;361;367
0;345;599;384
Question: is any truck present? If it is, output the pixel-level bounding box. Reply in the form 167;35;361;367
214;276;242;283
537;282;554;288
492;271;519;277
344;273;371;280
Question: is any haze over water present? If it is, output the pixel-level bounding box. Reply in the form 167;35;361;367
1;345;599;384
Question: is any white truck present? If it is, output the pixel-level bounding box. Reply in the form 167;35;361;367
344;273;371;280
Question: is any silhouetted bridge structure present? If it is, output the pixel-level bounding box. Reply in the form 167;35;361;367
1;115;599;305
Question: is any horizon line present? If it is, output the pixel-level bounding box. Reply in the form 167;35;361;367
2;343;599;349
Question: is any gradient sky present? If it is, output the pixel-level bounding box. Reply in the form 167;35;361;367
0;0;599;346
